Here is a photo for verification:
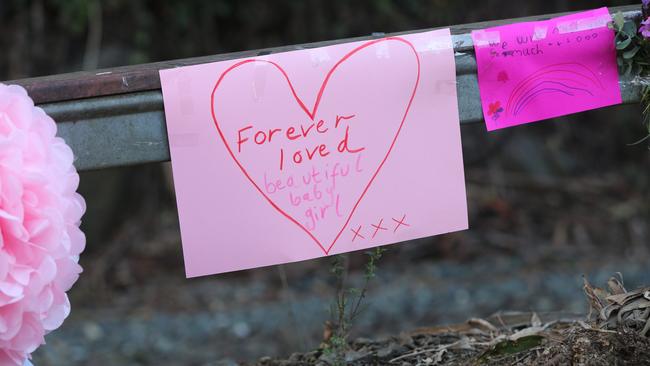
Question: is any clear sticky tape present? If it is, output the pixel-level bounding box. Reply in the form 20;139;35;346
532;26;549;41
417;35;453;54
309;48;331;67
252;55;270;102
472;30;501;47
375;41;390;59
557;14;611;34
170;72;196;116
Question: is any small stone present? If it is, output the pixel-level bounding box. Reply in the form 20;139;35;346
82;322;104;341
288;352;302;362
377;343;407;358
214;360;239;366
345;349;370;362
232;321;250;338
154;336;174;353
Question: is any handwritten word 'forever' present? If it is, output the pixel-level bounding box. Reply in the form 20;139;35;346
236;114;365;171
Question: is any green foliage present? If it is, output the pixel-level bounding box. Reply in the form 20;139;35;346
323;248;387;365
478;336;544;364
611;12;649;77
610;11;650;146
50;0;92;34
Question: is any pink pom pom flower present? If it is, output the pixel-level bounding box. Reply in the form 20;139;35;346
0;83;85;365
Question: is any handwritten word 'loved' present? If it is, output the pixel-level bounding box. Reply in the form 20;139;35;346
236;114;365;171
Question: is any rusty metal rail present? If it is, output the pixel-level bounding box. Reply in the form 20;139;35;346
3;5;642;171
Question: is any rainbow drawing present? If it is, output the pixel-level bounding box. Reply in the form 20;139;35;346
505;63;604;117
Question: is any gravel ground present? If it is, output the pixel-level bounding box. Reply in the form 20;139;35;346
32;250;650;365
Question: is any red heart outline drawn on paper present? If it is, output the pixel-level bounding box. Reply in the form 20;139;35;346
210;37;420;255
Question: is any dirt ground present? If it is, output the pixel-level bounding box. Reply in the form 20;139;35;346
253;273;650;366
252;318;650;365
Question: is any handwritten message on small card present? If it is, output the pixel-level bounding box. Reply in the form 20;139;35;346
160;29;468;277
472;7;622;131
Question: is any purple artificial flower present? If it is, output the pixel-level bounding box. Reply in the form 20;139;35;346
641;17;650;39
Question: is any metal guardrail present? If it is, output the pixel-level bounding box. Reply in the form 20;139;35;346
4;5;642;171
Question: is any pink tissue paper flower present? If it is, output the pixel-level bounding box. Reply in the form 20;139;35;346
0;83;85;365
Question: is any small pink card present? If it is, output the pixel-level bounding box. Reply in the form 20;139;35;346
471;7;621;131
160;29;468;277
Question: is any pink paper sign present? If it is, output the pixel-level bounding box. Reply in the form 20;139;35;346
471;7;622;131
160;29;468;277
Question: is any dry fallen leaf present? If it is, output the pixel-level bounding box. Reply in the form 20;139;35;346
467;318;498;333
584;274;650;337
